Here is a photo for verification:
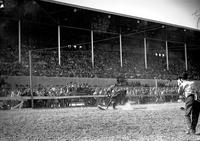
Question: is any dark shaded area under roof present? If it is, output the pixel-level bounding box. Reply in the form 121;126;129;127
0;0;200;47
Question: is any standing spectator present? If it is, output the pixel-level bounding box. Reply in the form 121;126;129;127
177;72;200;134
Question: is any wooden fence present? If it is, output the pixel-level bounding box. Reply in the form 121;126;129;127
0;94;180;110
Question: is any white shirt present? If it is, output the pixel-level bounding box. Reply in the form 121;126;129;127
178;80;199;101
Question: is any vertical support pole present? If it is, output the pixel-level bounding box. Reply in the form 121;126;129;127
155;77;158;93
119;34;123;67
29;50;34;108
184;43;188;71
91;30;94;68
154;77;158;102
144;37;147;69
58;25;61;65
165;41;169;70
18;20;21;63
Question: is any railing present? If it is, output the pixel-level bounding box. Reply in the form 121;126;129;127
0;95;109;110
0;95;107;101
0;94;179;101
0;94;179;108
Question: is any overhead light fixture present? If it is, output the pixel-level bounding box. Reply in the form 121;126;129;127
73;8;77;13
32;0;37;5
127;27;130;31
0;0;4;9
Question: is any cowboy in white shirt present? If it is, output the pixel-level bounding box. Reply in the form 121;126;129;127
178;72;200;134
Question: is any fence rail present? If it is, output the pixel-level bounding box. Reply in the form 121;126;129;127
0;95;108;101
0;94;180;109
0;94;178;101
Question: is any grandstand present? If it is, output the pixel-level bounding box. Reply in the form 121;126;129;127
0;0;200;109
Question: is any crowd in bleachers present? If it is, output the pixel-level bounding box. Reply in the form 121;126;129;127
1;44;200;80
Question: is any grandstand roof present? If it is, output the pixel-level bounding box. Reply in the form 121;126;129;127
40;0;200;31
1;0;200;46
36;0;200;44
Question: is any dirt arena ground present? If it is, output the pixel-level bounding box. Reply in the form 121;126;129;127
0;102;200;141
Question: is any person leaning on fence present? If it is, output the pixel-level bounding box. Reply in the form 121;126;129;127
177;72;200;134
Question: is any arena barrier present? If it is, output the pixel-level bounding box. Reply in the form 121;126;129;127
0;95;107;109
0;94;180;109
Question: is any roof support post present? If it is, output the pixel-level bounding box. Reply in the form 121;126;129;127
119;34;123;67
18;20;21;63
58;25;61;65
165;41;169;70
144;37;147;69
91;30;94;68
184;43;188;71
